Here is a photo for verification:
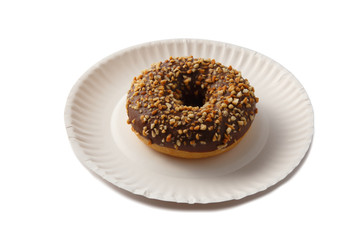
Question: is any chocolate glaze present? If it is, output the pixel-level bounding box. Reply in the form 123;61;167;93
126;57;258;153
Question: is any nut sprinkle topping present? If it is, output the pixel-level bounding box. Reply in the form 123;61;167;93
126;56;258;153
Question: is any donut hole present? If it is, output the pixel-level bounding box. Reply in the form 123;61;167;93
178;74;206;107
181;89;205;107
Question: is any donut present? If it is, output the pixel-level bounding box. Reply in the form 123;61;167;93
126;56;258;159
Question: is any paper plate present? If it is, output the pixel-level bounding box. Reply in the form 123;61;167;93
64;39;314;204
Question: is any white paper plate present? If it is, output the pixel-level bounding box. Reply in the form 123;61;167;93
65;39;314;204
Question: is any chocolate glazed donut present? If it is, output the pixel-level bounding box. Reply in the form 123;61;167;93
126;56;258;159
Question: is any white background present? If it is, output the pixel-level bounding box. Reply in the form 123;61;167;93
1;0;359;239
